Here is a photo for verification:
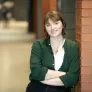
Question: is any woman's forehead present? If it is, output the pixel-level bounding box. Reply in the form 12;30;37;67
45;18;59;24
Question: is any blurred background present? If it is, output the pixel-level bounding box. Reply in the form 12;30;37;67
0;0;76;92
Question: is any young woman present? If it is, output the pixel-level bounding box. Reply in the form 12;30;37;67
26;11;80;92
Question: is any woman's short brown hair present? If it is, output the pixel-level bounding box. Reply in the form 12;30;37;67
44;11;66;38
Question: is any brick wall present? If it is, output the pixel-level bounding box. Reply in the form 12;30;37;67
76;0;92;92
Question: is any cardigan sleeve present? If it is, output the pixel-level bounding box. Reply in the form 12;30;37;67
29;40;48;81
59;44;80;87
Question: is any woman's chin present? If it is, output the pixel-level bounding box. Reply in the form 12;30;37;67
50;35;59;38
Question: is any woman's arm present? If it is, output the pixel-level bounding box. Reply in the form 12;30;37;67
44;69;66;80
30;41;48;81
41;78;64;86
60;44;80;87
40;70;66;86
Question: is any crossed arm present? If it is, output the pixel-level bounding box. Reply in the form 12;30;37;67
40;69;66;86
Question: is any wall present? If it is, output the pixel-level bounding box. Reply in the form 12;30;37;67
76;0;92;92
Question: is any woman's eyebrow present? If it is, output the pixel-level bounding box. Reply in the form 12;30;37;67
45;22;50;25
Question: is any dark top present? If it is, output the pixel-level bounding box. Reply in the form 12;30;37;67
29;38;80;87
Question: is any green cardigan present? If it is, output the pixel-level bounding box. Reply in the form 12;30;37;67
29;38;80;87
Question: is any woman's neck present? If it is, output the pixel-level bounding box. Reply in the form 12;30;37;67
50;35;64;44
50;36;65;54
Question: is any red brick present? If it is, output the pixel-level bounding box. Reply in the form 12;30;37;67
81;34;92;41
76;17;92;26
76;25;92;34
77;15;92;25
76;1;92;9
76;32;81;41
76;9;92;17
81;91;92;92
81;74;92;82
81;26;92;33
82;17;92;25
76;33;92;42
76;40;81;49
76;17;81;25
81;41;92;50
81;67;92;74
82;9;92;17
81;50;92;59
81;83;92;91
76;9;81;17
82;1;92;9
81;58;92;66
76;1;82;9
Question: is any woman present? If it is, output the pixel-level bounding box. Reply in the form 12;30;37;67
26;11;80;92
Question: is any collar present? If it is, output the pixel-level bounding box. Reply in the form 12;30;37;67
45;37;67;48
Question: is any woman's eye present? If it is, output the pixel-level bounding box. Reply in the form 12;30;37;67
46;24;50;27
55;22;59;24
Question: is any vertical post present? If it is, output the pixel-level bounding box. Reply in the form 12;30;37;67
76;0;92;92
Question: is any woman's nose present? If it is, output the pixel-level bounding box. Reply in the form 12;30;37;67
51;24;55;29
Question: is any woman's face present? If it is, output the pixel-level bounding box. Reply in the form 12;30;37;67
45;19;63;38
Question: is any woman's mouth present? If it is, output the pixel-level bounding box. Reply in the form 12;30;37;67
51;30;58;34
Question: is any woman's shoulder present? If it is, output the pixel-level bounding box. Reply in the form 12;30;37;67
32;38;46;46
34;38;45;43
65;39;79;49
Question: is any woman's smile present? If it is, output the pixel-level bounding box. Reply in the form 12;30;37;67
51;29;58;34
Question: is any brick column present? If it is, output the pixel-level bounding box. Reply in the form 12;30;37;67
76;0;92;92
